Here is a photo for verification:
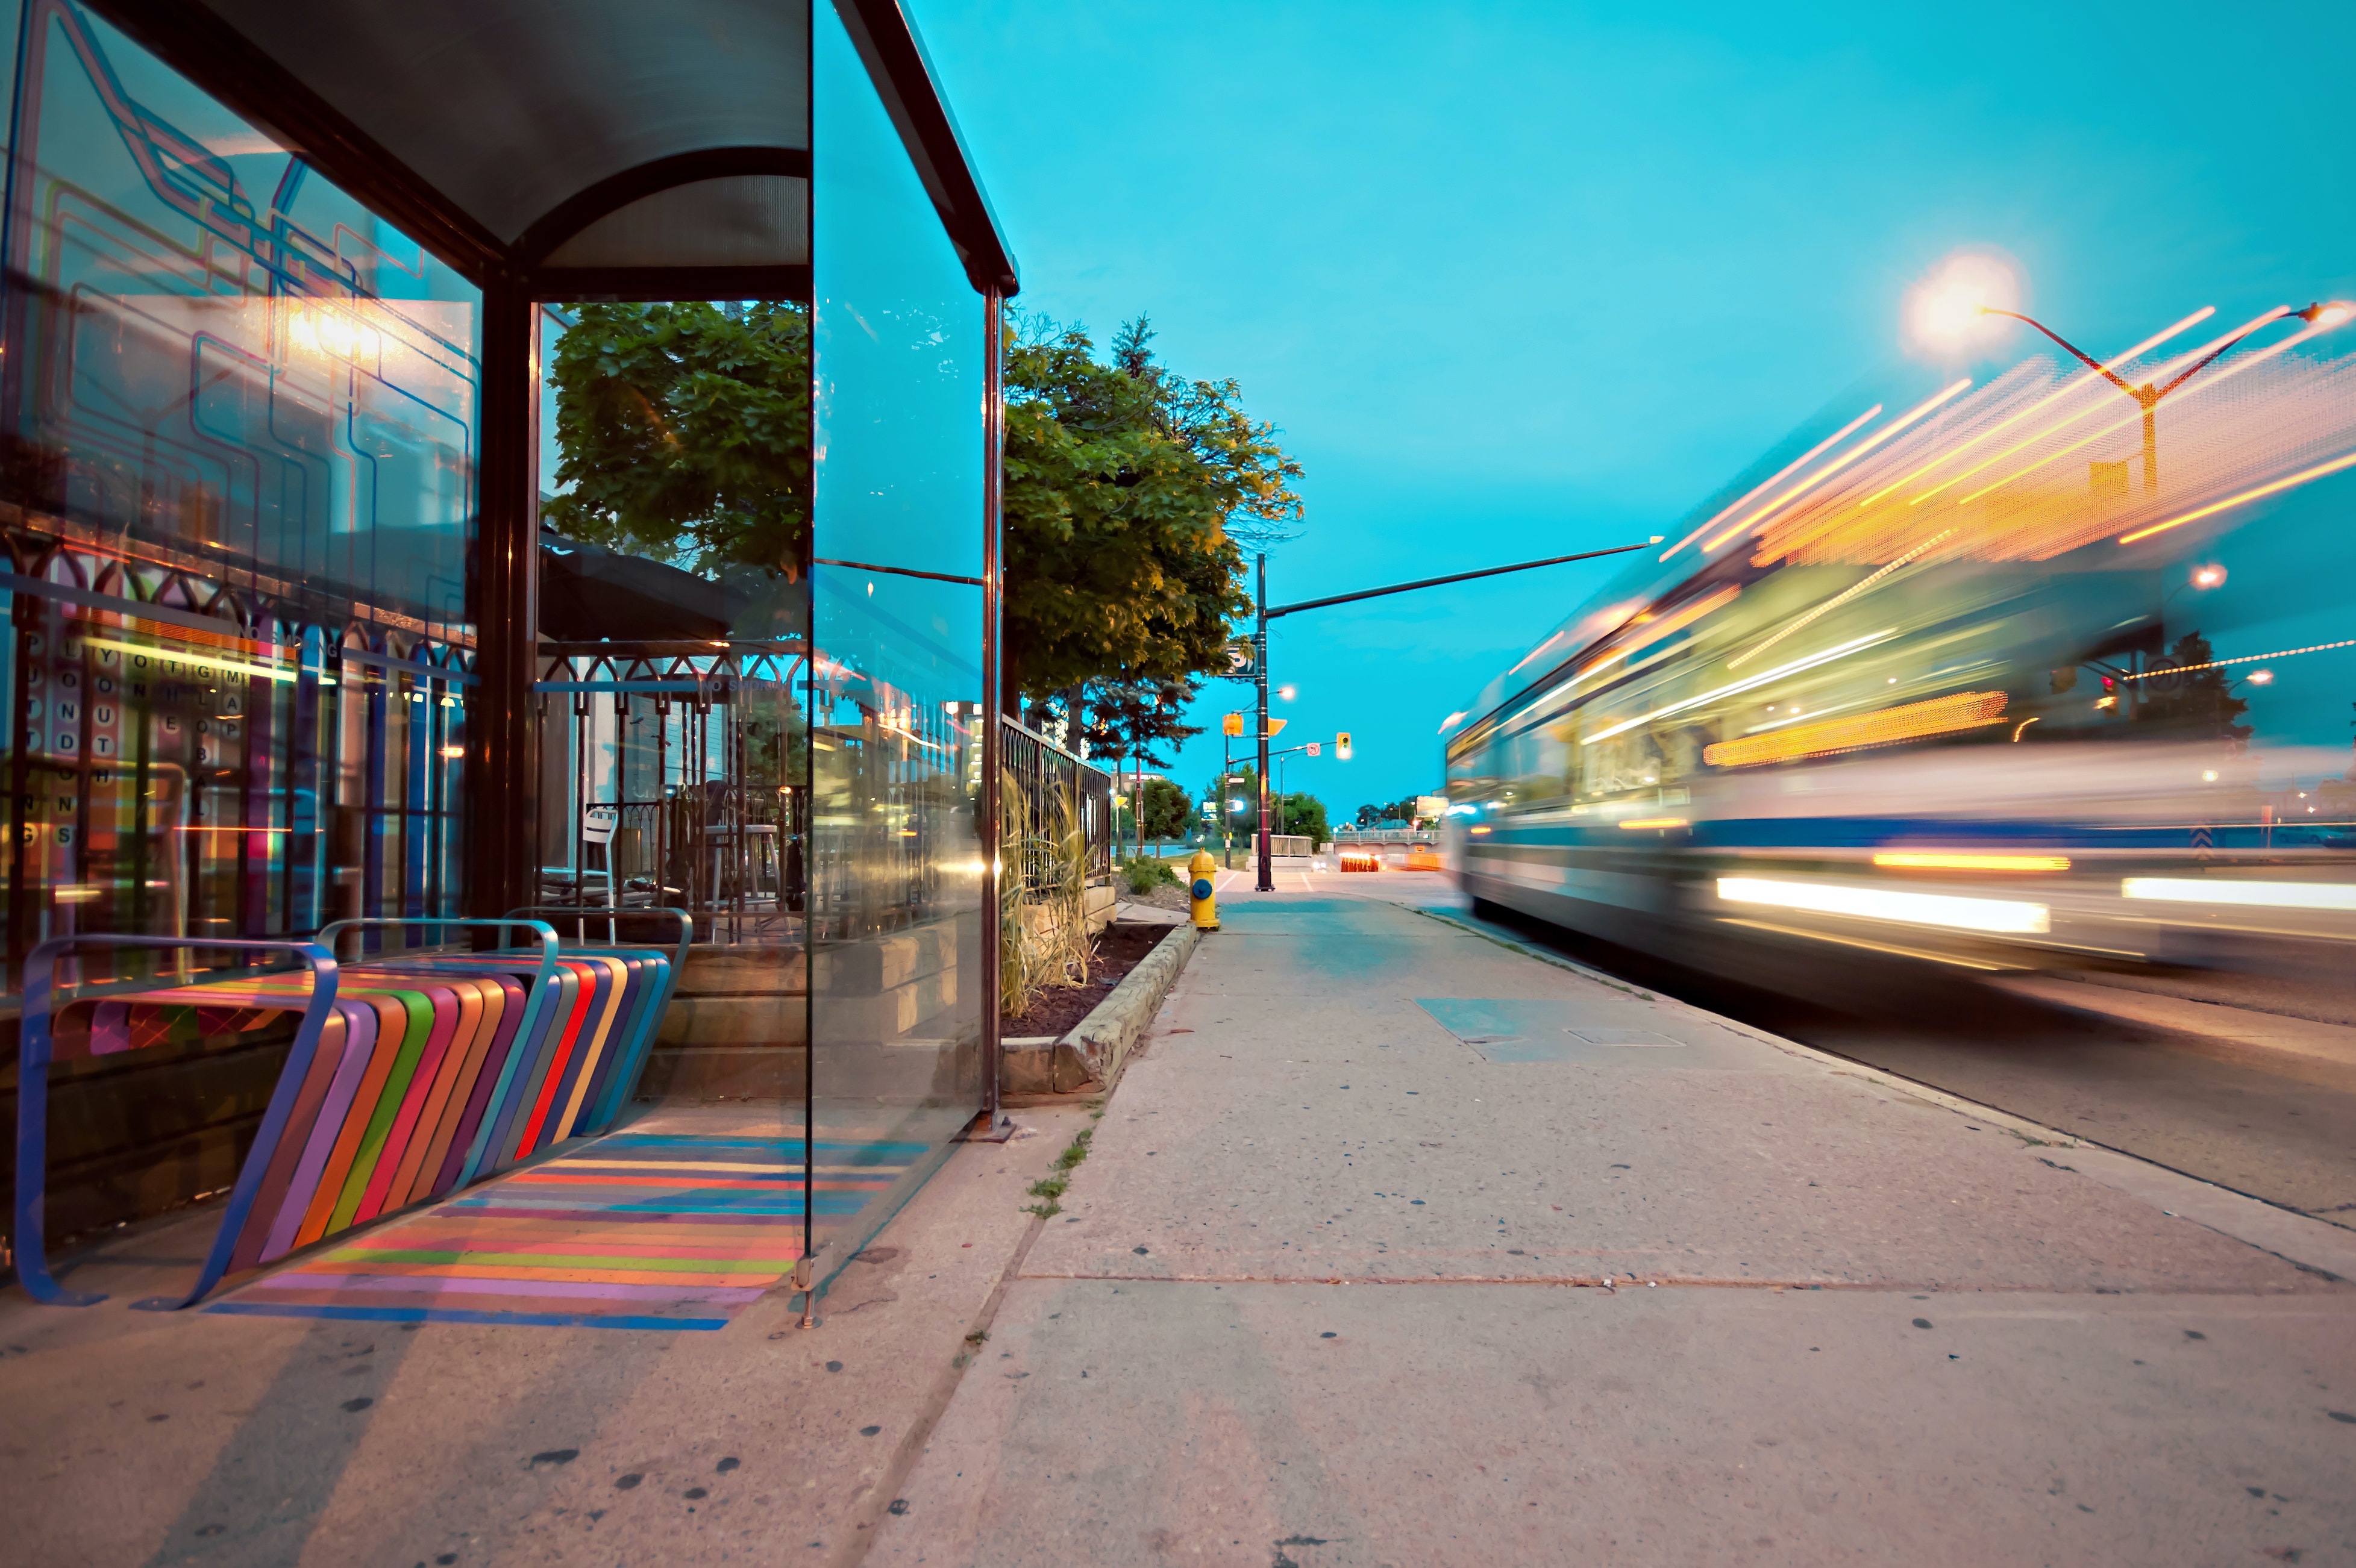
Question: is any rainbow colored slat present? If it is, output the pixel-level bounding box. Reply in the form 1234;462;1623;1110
206;1128;927;1329
57;939;677;1273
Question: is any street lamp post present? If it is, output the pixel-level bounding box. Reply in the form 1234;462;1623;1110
1982;302;2349;493
1246;537;1661;892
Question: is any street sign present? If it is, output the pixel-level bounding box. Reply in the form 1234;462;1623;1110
1336;731;1353;760
1306;742;1320;757
1226;639;1256;674
1264;717;1287;737
1222;712;1244;737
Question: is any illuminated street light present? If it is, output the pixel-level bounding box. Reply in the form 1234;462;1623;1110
2191;564;2225;589
1978;298;2352;492
1904;252;2021;354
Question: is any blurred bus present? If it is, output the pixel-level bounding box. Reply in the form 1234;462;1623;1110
1442;314;2356;992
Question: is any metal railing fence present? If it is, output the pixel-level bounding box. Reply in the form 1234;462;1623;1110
1000;717;1113;895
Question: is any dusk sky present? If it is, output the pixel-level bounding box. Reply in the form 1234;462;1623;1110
916;1;2356;814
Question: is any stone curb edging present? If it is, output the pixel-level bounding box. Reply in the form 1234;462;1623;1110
1002;921;1200;1096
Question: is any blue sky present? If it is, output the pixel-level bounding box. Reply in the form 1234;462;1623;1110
916;0;2356;813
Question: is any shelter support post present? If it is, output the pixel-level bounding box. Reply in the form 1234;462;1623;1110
466;278;540;919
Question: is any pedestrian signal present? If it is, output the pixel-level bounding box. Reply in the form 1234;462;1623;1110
1336;731;1353;760
1222;712;1244;737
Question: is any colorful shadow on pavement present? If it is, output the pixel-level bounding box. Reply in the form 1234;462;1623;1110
205;1127;930;1330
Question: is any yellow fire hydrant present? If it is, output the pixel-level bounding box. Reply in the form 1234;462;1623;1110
1188;847;1220;931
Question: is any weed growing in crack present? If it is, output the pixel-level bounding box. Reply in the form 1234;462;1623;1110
1023;1126;1096;1218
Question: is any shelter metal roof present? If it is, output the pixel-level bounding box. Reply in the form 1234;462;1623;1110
91;0;1018;298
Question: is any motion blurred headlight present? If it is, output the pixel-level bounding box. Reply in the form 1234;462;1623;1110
1717;877;2049;934
2121;879;2356;912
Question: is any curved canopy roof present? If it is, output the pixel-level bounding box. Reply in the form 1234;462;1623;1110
93;0;1017;296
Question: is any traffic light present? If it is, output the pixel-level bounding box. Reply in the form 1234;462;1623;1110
1222;712;1244;737
1335;731;1353;760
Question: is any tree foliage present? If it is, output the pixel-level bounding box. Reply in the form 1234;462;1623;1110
1276;792;1330;848
2141;632;2252;748
1133;777;1195;841
541;300;1303;714
1082;676;1203;772
543;301;810;579
1003;313;1302;705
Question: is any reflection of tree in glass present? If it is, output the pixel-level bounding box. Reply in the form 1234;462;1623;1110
545;301;810;581
2140;631;2252;749
740;708;809;795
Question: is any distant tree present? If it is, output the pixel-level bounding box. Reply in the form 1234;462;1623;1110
1001;312;1302;708
2141;632;2252;748
543;301;810;579
1136;778;1194;842
1277;792;1331;849
1085;675;1204;855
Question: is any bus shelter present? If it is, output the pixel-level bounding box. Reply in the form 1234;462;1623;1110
0;0;1015;1304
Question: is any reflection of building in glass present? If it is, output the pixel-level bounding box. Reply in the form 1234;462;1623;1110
3;0;1027;1298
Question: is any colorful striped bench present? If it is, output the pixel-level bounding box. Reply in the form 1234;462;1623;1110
13;913;689;1311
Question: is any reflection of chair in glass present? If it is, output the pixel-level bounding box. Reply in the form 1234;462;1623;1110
542;805;618;904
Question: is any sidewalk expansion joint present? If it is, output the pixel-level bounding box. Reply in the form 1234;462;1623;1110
835;1202;1053;1567
1009;1271;2301;1294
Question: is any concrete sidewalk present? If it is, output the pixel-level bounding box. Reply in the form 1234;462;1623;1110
873;886;2356;1567
0;1101;1086;1567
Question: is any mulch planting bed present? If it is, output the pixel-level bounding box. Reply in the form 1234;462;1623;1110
1000;921;1171;1039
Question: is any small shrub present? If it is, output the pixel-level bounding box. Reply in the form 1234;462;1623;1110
1123;855;1180;895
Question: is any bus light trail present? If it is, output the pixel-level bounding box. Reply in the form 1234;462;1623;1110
1702;380;1972;554
1661;404;1882;561
1859;307;2217;513
2116;449;2356;544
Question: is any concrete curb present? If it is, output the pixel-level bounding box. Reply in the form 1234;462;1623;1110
1001;922;1201;1096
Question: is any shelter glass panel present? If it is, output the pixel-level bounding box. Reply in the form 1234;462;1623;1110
0;0;480;985
809;0;986;1263
532;296;815;1262
0;1;479;1246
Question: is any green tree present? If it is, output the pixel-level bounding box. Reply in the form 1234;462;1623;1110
2141;632;2252;748
1135;777;1194;842
1083;675;1204;856
545;299;1304;714
543;301;810;579
1003;313;1302;707
1276;792;1330;848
